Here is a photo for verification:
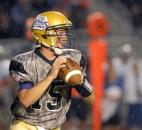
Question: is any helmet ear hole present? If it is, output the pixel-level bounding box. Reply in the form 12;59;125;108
42;35;47;39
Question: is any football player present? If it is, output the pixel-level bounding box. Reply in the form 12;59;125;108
9;11;95;130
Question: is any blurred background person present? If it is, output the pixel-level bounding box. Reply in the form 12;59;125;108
0;5;13;38
0;59;17;130
102;57;123;130
10;0;31;37
119;44;142;130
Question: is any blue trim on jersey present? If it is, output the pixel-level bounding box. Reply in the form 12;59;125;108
19;81;33;91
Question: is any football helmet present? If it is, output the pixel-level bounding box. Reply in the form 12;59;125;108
32;11;75;54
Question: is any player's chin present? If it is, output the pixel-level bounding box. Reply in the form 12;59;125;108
58;42;67;48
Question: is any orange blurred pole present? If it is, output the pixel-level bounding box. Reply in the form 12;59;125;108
87;12;109;130
88;39;107;130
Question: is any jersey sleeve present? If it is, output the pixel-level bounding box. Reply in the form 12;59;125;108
9;59;34;91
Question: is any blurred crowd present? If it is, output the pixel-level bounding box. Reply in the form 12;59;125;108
0;0;142;38
0;0;91;38
106;0;142;29
120;0;142;29
101;43;142;130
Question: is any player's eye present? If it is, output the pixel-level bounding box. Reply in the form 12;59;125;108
55;29;67;36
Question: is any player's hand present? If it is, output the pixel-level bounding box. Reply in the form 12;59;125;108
79;74;84;85
49;56;67;80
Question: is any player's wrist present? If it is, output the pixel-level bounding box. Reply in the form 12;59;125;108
78;77;85;85
47;73;56;81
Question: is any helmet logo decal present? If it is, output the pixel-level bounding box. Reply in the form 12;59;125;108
32;15;48;30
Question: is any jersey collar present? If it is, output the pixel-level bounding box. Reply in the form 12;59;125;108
34;48;55;65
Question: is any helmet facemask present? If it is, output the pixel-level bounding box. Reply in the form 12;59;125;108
44;27;76;55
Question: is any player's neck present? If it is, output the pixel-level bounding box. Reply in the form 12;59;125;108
39;47;56;60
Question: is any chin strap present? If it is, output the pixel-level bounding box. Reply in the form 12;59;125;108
51;46;64;55
51;46;78;56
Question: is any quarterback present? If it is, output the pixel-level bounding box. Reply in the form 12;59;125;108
9;11;94;130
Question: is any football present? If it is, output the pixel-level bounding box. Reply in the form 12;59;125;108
58;58;83;85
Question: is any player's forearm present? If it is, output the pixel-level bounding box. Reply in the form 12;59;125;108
75;79;95;104
18;74;54;108
83;92;95;104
